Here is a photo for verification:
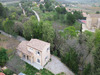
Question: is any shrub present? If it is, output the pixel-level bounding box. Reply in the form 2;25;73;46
3;69;14;75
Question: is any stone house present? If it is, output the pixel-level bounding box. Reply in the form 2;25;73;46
86;14;100;30
17;39;50;70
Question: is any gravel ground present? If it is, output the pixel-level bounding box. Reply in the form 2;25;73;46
45;55;74;75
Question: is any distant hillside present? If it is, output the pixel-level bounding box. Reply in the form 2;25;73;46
55;0;100;3
0;0;20;3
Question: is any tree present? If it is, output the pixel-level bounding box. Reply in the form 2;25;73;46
42;21;55;50
96;11;100;14
61;26;78;39
23;16;38;40
55;7;61;14
93;30;100;75
40;4;44;10
3;18;14;34
0;3;9;18
93;46;100;75
73;10;83;20
60;7;66;14
39;4;45;13
10;12;17;20
0;48;8;66
14;21;23;36
83;63;92;75
94;30;100;46
0;19;2;30
55;7;66;14
45;2;51;11
66;12;76;25
61;48;79;74
0;3;4;17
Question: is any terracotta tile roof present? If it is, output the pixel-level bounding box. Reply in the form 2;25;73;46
0;72;5;75
17;41;33;56
27;39;50;51
89;14;100;18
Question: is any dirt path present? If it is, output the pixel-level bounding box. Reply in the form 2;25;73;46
0;30;26;42
19;3;26;16
45;55;74;75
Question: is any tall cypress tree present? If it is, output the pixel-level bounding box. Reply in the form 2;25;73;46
93;46;100;75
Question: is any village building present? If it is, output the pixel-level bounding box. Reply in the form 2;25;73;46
62;4;66;7
86;14;100;30
81;14;100;32
17;39;50;70
40;0;44;2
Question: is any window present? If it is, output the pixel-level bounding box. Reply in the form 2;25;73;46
36;51;40;56
37;59;40;63
30;48;33;50
28;47;33;52
47;47;50;52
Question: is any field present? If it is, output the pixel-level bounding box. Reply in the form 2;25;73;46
0;34;20;58
0;34;19;50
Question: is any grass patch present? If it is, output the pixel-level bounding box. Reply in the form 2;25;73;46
39;68;54;75
23;63;54;75
3;69;14;75
56;72;66;75
23;63;38;75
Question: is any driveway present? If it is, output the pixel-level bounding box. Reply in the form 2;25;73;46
45;55;74;75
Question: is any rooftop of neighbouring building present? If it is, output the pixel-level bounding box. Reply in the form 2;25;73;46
0;72;5;75
88;14;100;18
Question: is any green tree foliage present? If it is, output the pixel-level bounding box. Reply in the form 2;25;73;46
61;48;79;74
93;30;100;75
10;12;17;20
55;7;66;14
45;2;51;11
73;10;83;20
83;63;91;75
40;4;44;10
93;46;100;75
23;16;38;40
39;4;45;13
0;3;9;18
3;18;14;34
0;19;2;29
84;30;93;37
94;30;100;46
0;3;4;17
42;21;55;48
66;12;76;25
3;69;14;75
23;16;55;47
0;48;8;66
96;11;100;14
61;26;78;39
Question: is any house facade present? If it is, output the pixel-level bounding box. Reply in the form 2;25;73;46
17;39;50;70
86;14;100;30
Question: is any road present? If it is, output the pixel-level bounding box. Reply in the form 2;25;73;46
31;8;40;22
19;3;40;22
19;3;26;16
